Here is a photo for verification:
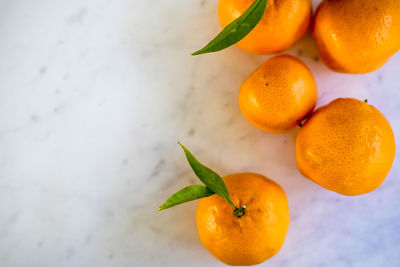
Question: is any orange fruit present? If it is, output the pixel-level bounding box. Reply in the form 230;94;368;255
312;0;400;73
196;173;289;266
218;0;312;54
296;98;396;196
239;55;317;133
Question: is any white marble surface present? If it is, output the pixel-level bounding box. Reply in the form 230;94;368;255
0;0;399;266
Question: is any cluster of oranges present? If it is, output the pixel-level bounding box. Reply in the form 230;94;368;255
162;0;399;265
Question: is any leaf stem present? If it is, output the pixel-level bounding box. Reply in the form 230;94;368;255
230;202;239;210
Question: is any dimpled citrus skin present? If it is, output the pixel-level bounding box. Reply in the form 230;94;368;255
196;173;289;266
218;0;312;54
312;0;400;73
296;98;396;196
239;55;317;133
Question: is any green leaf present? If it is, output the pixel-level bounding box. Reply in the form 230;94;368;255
158;185;214;211
178;142;237;209
192;0;268;55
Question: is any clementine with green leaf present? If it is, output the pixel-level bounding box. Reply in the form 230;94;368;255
218;0;312;54
159;143;290;265
197;173;289;265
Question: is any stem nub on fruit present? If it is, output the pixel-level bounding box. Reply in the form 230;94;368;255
233;205;247;217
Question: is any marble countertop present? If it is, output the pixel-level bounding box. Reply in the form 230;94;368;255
1;0;399;266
